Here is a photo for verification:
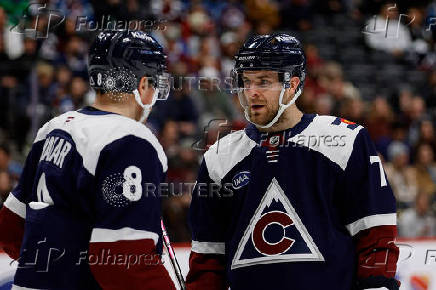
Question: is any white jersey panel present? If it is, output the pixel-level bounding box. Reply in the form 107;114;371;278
288;115;363;170
34;111;167;175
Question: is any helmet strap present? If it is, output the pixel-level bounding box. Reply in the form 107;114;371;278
245;84;302;129
133;88;159;123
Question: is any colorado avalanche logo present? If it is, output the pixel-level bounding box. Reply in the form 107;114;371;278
231;178;324;269
232;171;250;189
252;211;294;255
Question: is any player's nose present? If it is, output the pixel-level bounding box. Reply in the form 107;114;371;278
245;87;261;101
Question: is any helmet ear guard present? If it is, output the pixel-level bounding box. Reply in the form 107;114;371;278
280;71;291;89
154;72;171;101
133;72;171;123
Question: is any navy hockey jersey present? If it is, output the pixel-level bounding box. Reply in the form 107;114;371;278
187;114;398;290
0;107;176;289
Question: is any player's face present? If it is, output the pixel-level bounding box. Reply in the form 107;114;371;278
241;71;283;126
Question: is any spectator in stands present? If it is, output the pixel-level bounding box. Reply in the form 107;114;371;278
367;97;394;158
313;94;333;115
160;120;181;164
416;119;436;153
58;36;88;78
70;77;89;109
407;7;432;65
280;0;313;31
385;141;417;208
398;191;436;237
53;66;74;114
405;96;428;148
422;70;436;108
218;0;245;32
244;0;280;30
220;31;238;78
0;144;10;172
191;64;236;125
340;97;365;125
0;170;11;207
152;79;199;135
414;143;436;196
317;62;360;115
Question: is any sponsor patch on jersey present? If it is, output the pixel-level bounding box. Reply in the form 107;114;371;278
231;178;324;269
232;171;251;189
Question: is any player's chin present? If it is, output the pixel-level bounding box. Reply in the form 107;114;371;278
249;112;270;126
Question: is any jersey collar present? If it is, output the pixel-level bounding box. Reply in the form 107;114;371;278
244;113;317;144
78;106;119;115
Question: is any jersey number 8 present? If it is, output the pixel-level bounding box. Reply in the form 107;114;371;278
122;166;142;202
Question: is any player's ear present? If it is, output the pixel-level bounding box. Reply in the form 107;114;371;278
289;76;300;95
138;76;154;105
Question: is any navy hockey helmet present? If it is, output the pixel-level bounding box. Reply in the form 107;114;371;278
231;33;306;128
88;31;170;121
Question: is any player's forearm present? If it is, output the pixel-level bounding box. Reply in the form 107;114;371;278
186;252;227;290
354;225;400;289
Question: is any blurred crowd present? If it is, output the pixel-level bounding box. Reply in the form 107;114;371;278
0;0;435;241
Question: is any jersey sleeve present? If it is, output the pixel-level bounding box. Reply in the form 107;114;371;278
339;128;399;288
341;128;397;233
186;159;227;290
89;134;175;290
0;139;45;259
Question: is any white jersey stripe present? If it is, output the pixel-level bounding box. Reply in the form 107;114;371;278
90;227;159;245
345;213;397;236
12;285;41;290
191;241;225;254
4;193;26;219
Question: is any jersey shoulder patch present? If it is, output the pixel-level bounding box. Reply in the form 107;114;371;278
288;115;363;170
204;130;257;184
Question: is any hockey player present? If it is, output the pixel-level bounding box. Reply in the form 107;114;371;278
186;33;400;290
0;31;177;289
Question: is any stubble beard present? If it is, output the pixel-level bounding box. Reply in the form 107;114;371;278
248;103;278;126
